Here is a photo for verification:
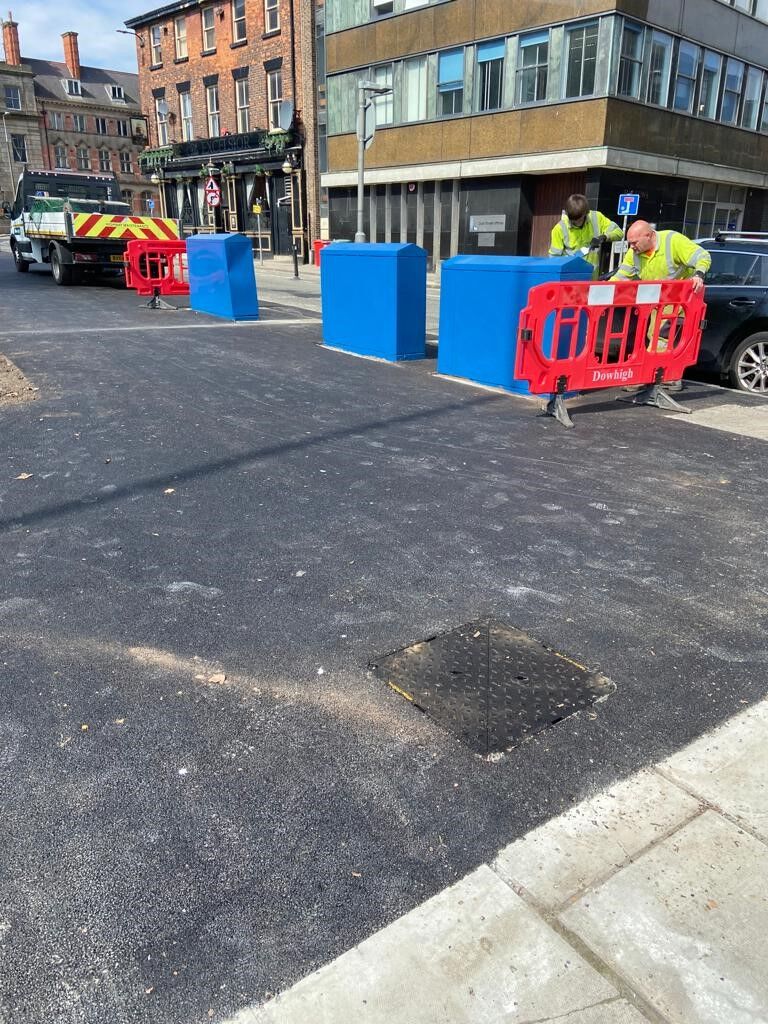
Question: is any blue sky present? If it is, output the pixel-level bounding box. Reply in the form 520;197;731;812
13;0;153;73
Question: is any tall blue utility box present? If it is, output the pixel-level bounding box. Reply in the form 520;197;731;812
437;255;593;394
321;243;426;361
187;233;259;321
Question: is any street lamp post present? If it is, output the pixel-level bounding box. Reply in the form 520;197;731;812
150;166;166;218
2;110;15;199
355;80;392;244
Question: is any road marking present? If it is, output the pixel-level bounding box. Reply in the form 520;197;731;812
1;319;321;335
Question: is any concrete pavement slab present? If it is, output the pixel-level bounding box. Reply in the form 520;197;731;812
667;402;768;441
560;810;768;1024
659;700;768;843
492;769;702;910
229;866;624;1024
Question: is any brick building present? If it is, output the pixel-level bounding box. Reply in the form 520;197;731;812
0;14;156;216
126;0;321;260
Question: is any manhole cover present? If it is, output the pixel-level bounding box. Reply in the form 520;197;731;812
371;619;614;754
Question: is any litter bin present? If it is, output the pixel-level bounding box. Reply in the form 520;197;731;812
187;232;259;320
437;255;593;394
321;242;426;361
313;239;331;265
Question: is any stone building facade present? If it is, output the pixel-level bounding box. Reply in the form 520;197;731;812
0;14;156;217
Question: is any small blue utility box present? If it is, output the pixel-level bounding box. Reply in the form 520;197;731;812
187;233;259;321
321;243;426;361
437;255;593;394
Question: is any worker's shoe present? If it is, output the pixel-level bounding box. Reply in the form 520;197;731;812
662;380;683;393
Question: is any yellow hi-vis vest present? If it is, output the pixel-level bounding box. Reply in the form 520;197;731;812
549;209;623;277
612;230;711;281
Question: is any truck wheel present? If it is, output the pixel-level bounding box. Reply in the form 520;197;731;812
11;243;29;273
50;246;74;286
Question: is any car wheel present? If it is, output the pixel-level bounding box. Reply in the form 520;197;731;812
728;333;768;395
11;243;29;272
50;246;74;286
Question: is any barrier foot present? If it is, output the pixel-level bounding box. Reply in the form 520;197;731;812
145;288;177;310
619;384;692;414
542;393;574;429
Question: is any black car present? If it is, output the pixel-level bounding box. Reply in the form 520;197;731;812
696;232;768;395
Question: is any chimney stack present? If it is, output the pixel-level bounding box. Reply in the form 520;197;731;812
62;30;80;79
2;10;21;66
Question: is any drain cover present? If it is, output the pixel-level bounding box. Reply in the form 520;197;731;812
372;620;613;754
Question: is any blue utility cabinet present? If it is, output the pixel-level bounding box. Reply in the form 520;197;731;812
187;233;259;321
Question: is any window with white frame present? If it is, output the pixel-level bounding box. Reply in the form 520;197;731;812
372;0;394;16
120;151;132;173
206;83;220;135
672;41;699;114
476;39;505;111
155;97;169;145
54;144;68;168
179;90;193;140
73;113;86;132
437;48;464;115
95;117;108;135
720;58;744;124
66;79;82;96
77;146;90;170
110;84;124;100
617;20;644;99
10;134;26;162
403;55;427;122
151;25;162;64
645;30;672;106
233;0;247;41
741;66;763;129
50;111;64;130
99;149;111;171
175;16;188;58
236;77;250;132
564;22;598;98
267;69;283;128
3;85;21;110
517;31;548;104
265;0;279;33
117;120;129;137
373;64;393;124
698;50;722;119
202;8;216;51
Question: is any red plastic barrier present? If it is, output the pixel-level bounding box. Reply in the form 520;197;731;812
515;278;707;427
124;239;189;297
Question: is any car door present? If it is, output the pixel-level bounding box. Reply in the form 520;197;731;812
699;249;768;374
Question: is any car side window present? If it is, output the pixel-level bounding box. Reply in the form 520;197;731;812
758;256;768;286
706;250;759;286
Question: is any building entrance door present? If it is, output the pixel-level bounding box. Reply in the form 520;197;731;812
530;172;587;256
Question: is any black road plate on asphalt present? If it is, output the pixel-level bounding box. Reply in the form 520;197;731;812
372;620;614;755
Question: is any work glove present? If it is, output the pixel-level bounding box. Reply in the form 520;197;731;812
588;234;607;251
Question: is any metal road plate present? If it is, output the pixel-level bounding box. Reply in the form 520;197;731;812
372;620;614;755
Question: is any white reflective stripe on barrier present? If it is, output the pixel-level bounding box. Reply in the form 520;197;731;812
636;283;662;304
588;284;615;305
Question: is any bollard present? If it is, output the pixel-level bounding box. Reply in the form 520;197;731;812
292;241;300;280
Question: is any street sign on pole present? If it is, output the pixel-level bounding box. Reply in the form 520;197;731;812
617;193;640;217
206;191;221;207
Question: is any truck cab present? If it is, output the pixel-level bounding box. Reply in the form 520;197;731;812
9;169;177;285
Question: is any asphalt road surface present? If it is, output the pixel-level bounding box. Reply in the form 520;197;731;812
1;254;766;1024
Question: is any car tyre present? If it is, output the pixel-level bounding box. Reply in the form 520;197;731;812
11;243;29;273
50;245;74;286
728;333;768;395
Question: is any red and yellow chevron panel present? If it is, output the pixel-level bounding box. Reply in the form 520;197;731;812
72;214;180;241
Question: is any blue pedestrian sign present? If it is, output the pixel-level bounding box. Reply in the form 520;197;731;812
617;193;639;217
147;199;155;211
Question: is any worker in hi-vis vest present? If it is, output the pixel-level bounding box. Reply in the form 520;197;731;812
548;193;623;278
611;219;711;391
